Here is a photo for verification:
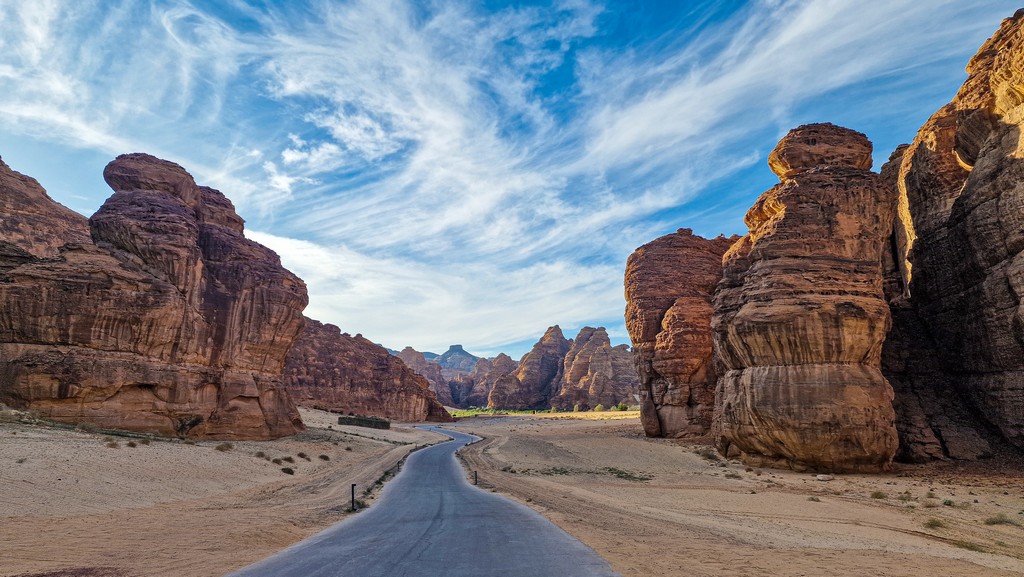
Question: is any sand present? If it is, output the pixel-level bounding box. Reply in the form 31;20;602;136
0;408;445;577
449;412;1024;577
2;409;1022;577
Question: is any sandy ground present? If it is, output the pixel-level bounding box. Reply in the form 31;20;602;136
0;407;446;577
3;408;1022;577
449;412;1024;577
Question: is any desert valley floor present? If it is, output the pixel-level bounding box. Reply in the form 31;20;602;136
2;409;1023;577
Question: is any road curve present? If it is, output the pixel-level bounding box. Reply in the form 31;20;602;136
226;427;621;577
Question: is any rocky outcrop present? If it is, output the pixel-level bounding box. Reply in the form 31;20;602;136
712;124;899;472
462;353;518;407
284;319;451;422
485;326;638;411
551;327;639;411
624;229;737;438
0;153;307;439
396;347;453;406
488;326;570;409
886;9;1024;452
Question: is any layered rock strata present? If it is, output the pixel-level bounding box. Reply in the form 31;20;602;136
887;9;1024;451
624;229;737;438
396;346;453;406
712;124;899;472
550;327;639;411
461;353;518;407
488;326;571;409
0;154;307;439
284;319;451;422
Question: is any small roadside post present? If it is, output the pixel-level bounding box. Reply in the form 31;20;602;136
351;483;357;511
474;471;478;485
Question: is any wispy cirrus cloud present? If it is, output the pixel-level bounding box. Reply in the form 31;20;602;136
0;0;1017;356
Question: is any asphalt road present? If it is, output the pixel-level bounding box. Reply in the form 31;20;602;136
226;427;621;577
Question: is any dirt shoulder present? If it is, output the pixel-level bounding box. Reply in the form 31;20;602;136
0;407;446;577
450;413;1024;577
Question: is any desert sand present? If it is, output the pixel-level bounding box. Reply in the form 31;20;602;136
2;409;1022;577
450;412;1024;577
0;407;445;577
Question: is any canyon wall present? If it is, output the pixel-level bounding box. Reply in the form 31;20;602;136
0;154;307;439
284;319;452;422
886;9;1024;452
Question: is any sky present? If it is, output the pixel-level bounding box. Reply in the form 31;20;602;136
0;0;1018;359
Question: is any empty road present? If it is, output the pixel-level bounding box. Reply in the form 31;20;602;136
226;427;621;577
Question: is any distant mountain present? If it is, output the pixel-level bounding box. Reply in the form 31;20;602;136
435;344;480;372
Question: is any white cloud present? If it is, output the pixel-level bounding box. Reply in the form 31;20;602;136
0;0;1018;356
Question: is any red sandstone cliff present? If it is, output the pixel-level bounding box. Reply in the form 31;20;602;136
0;153;307;439
284;319;451;422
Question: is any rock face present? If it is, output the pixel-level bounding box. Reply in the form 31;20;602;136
550;327;639;410
0;153;307;439
712;124;900;472
486;326;639;411
284;320;451;422
396;347;452;406
435;344;480;373
462;353;518;407
488;326;571;409
624;229;737;438
885;9;1024;452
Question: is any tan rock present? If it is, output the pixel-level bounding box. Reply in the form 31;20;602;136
889;9;1024;450
624;229;736;438
0;153;307;439
488;326;570;410
284;319;451;422
713;124;899;472
551;327;639;410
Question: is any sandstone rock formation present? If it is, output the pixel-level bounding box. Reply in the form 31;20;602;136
284;319;451;422
624;229;737;438
0;153;307;439
712;124;899;472
884;9;1024;452
488;326;571;410
396;346;452;406
550;327;640;411
485;326;638;411
435;344;480;373
461;353;518;407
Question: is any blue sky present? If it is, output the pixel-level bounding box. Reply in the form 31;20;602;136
0;0;1017;359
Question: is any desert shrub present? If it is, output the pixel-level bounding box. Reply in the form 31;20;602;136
139;438;151;445
943;499;955;506
924;518;945;529
298;452;311;461
215;442;234;452
105;441;119;449
319;454;330;461
345;446;353;452
282;456;295;463
897;492;914;502
254;451;267;459
724;472;742;479
281;467;295;475
925;491;936;499
984;514;1020;526
616;402;629;411
126;441;137;448
807;496;821;502
272;458;283;465
870;491;887;499
593;404;605;412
